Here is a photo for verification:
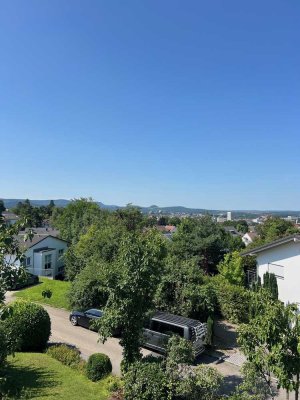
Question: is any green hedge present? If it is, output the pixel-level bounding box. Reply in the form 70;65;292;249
213;276;250;324
46;344;81;368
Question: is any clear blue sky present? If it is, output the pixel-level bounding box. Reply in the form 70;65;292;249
1;0;299;210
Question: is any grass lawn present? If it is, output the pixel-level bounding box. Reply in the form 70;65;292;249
1;353;111;400
14;278;71;310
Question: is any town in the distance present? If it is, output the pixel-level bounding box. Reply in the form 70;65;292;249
1;197;300;400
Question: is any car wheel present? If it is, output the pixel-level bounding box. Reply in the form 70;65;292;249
70;316;78;326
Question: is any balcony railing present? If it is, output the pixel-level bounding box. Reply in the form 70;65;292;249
26;268;54;277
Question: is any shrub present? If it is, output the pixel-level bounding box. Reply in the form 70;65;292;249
166;335;195;370
213;276;250;323
86;353;112;381
124;361;168;400
0;324;9;368
3;301;51;351
175;364;223;400
46;344;81;368
106;375;124;393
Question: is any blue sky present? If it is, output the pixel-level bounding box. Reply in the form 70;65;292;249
0;0;299;210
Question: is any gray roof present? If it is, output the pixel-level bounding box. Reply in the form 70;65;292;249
16;234;69;250
242;234;300;256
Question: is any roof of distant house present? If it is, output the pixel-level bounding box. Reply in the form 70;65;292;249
242;234;300;256
2;212;19;220
15;233;69;250
243;232;258;240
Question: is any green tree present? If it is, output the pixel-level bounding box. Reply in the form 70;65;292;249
238;301;300;400
171;216;228;273
0;217;32;302
256;217;298;244
218;251;245;286
155;257;217;320
51;198;105;243
263;272;278;300
0;200;5;215
113;205;145;232
99;230;167;370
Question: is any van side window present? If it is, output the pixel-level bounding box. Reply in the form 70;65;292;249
151;320;184;337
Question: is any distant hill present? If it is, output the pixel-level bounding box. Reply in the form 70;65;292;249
1;198;300;218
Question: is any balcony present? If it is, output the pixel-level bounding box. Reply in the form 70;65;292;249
26;268;54;278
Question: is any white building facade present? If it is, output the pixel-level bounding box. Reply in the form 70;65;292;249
243;235;300;305
6;235;69;278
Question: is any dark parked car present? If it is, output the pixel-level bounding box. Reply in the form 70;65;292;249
69;309;103;330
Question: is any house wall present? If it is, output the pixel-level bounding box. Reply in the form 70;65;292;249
256;240;300;305
6;236;68;278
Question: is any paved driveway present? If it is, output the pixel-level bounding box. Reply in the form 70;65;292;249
5;291;151;375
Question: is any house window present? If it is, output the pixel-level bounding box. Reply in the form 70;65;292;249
44;254;52;270
58;249;64;257
26;257;31;266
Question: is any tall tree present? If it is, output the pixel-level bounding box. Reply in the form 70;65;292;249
218;251;245;286
51;198;105;243
239;301;300;400
0;200;5;215
171;216;228;273
99;229;167;370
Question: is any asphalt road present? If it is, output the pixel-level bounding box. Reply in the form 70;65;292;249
5;291;151;375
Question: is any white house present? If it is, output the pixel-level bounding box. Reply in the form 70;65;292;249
243;234;300;305
242;232;258;246
6;233;69;278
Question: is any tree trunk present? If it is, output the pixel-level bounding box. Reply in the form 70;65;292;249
286;389;289;400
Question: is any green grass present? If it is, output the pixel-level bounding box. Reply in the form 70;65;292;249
1;353;111;400
14;278;71;310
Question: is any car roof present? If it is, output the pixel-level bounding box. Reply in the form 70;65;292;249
151;311;202;328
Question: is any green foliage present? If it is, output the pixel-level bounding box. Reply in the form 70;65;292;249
174;364;223;400
65;222;125;280
0;323;9;368
68;261;109;310
0;217;32;300
46;344;81;368
99;230;167;369
12;199;55;227
155;257;218;320
124;361;168;400
213;276;250;323
86;353;112;381
262;272;278;300
248;217;298;249
166;335;195;370
42;289;52;299
171;216;228;273
222;219;249;234
51;198;105;244
229;361;278;400
206;316;214;346
114;205;145;231
3;301;51;351
0;200;5;215
238;302;300;399
218;251;245;286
